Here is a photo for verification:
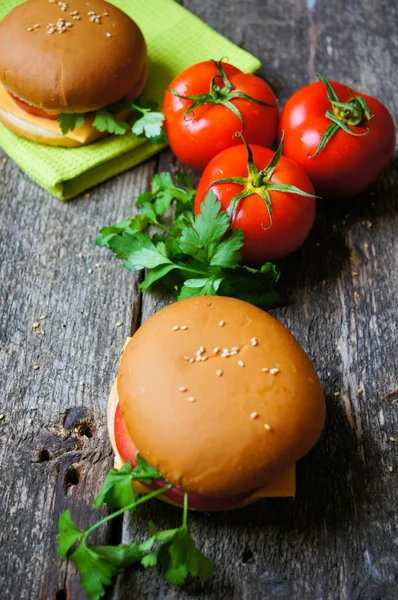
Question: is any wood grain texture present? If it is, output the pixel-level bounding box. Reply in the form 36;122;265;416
0;0;397;599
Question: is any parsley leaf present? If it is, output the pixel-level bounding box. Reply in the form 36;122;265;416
56;113;85;135
72;540;150;600
109;232;175;272
96;174;280;309
131;97;166;143
94;457;162;509
94;462;136;509
92;108;130;135
141;497;214;585
58;509;83;558
95;215;151;248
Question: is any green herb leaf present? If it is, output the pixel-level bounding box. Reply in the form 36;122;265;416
92;108;130;135
71;540;148;600
56;113;85;135
95;215;151;248
131;98;166;143
108;232;174;271
58;509;83;558
132;454;163;483
96;175;280;309
142;525;213;585
94;462;136;509
179;191;238;264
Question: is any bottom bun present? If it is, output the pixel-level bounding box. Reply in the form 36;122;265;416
0;106;108;147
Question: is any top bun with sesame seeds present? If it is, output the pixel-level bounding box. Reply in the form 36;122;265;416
0;0;147;146
107;296;326;511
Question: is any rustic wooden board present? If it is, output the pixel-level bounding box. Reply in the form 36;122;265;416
0;0;397;599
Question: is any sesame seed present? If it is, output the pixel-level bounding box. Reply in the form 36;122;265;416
352;271;359;276
390;436;396;442
180;325;188;330
230;350;238;356
103;11;109;15
216;369;223;377
269;368;280;375
32;365;39;370
179;386;187;392
213;347;220;354
199;346;205;353
195;356;202;362
88;268;93;274
264;423;272;431
27;27;33;31
220;353;228;358
115;322;123;327
189;358;195;364
388;466;393;472
232;346;239;352
39;315;46;320
238;360;245;367
251;339;258;346
201;356;207;361
66;21;72;27
0;414;4;421
187;396;196;402
222;348;229;354
250;412;259;419
106;32;112;37
183;356;191;361
334;392;341;397
79;381;84;386
95;263;101;268
354;291;360;299
219;320;225;327
88;10;95;14
172;325;180;331
28;419;33;425
358;388;363;394
33;322;40;329
262;367;269;373
364;243;369;249
30;407;38;411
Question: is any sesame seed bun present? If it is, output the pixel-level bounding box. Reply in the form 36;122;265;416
116;296;326;498
0;0;147;114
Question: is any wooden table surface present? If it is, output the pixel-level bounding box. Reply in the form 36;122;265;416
1;1;397;599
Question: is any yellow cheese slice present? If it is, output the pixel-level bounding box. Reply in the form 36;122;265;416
0;82;97;143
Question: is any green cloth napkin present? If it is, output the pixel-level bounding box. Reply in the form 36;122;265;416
0;0;261;199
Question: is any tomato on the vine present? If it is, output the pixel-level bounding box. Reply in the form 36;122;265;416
163;60;279;171
279;75;396;197
194;137;316;264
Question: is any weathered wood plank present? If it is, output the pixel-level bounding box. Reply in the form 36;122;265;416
116;0;398;599
0;158;158;599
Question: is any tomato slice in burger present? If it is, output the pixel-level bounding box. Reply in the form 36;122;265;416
114;402;138;465
9;93;58;121
114;402;251;510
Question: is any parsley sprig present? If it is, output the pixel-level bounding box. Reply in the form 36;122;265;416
96;173;280;309
57;96;165;143
58;457;213;600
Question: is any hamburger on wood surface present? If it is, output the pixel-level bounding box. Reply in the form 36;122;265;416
0;0;147;146
108;296;326;511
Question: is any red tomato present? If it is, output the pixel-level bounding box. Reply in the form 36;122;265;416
279;78;396;197
195;143;316;263
114;402;249;510
163;60;279;171
9;93;58;120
